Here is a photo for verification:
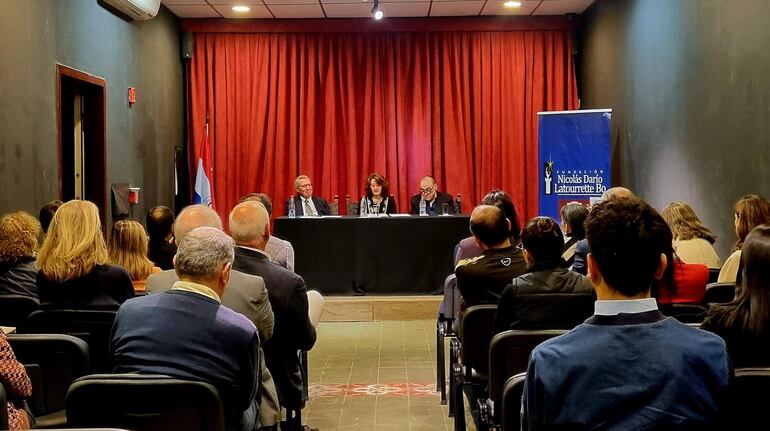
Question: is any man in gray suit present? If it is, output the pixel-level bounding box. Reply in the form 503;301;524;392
146;204;281;429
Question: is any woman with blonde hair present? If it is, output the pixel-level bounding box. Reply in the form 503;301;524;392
718;195;770;283
0;211;41;301
109;220;161;293
36;200;133;310
661;202;721;268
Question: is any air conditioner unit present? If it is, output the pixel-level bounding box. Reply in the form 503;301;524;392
99;0;160;21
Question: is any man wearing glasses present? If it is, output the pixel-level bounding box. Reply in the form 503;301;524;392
409;176;457;215
286;175;331;216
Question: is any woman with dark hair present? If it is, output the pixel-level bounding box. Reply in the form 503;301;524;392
718;195;770;282
560;202;588;267
454;189;521;263
495;217;594;333
653;216;710;306
359;172;396;216
701;224;770;367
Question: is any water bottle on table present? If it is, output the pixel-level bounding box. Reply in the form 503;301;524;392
287;196;296;218
419;197;427;216
360;196;368;217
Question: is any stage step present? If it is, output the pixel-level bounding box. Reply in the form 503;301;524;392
320;295;442;322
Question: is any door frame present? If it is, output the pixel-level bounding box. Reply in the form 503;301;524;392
56;64;107;226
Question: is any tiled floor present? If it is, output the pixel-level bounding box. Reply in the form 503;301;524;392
302;320;458;431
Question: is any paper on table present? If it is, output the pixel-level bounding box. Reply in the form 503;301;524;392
388;213;412;217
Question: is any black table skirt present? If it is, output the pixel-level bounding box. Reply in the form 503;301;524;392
273;215;470;296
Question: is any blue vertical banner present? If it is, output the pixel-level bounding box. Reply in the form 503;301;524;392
538;109;612;221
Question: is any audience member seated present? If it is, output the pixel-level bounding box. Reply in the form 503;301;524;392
495;217;594;333
454;189;522;264
522;198;731;430
702;224;770;367
145;204;278;428
286;175;331;216
111;227;261;431
455;205;526;311
572;186;635;275
37;199;62;236
108;220;161;294
240;193;295;272
0;212;41;302
409;176;456;216
359;173;397;216
559;202;588;267
655;255;709;305
229;201;317;414
661;202;721;268
36;200;133;311
718;195;770;282
0;333;33;430
146;206;177;270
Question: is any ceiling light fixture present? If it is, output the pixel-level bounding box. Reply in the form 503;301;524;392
232;5;250;13
372;0;384;20
503;1;522;7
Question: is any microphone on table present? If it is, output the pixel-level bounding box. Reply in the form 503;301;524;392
456;194;462;214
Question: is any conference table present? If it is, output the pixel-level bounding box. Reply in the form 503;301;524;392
274;215;471;296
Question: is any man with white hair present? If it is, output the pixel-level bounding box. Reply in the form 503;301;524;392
285;175;331;216
145;204;280;429
111;227;261;431
229;201;317;418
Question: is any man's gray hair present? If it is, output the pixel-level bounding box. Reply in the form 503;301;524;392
175;226;234;279
294;175;310;189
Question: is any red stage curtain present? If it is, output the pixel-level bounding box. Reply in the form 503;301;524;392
188;30;577;224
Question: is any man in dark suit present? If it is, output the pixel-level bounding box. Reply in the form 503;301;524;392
146;205;176;270
112;226;261;431
409;176;457;215
229;201;317;414
285;175;331;216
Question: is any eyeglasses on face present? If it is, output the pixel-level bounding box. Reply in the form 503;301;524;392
420;186;435;193
297;184;313;189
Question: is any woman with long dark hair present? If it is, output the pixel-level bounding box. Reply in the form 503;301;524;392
702;224;770;367
718;195;770;282
359;172;396;216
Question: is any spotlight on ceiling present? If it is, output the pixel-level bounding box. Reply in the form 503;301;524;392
503;1;522;7
232;5;250;13
372;0;384;20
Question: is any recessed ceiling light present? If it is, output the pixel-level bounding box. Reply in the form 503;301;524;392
232;5;250;13
503;1;522;7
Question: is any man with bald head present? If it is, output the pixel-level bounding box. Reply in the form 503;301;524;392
145;204;279;428
112;227;261;430
229;201;317;417
455;205;527;310
409;176;457;215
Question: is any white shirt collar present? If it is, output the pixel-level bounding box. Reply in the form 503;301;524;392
594;298;658;316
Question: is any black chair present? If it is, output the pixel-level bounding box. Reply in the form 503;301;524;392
66;374;226;431
703;283;736;306
6;333;90;428
723;367;770;430
500;291;596;331
19;309;117;373
707;268;720;284
478;330;567;429
0;295;39;327
659;303;707;324
437;274;457;406
283;351;309;431
449;304;497;431
500;373;526;431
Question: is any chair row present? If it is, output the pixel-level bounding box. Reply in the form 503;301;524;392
6;333;226;430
